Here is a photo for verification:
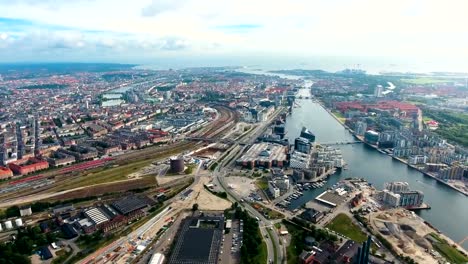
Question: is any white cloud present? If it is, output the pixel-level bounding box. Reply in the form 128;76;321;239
0;0;467;66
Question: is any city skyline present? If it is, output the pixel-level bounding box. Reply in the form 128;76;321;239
1;0;468;69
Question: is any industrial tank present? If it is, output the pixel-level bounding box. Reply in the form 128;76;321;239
170;156;185;173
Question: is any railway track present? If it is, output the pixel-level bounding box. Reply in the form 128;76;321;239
0;105;239;204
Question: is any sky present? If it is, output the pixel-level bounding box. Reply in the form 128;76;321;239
1;0;468;69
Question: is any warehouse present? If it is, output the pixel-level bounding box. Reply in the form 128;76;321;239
84;207;110;225
111;195;152;215
168;216;224;264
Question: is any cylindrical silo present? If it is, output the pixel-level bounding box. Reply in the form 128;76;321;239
170;156;185;173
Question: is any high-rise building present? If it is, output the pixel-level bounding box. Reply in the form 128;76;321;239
384;182;410;193
354;121;367;136
374;85;383;97
300;127;315;142
295;137;312;154
355;236;372;264
364;130;379;145
399;191;424;207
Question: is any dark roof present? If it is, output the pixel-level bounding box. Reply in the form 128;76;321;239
111;195;151;215
40;246;53;260
300;208;323;221
39;222;49;231
61;223;78;239
99;204;118;219
169;216;224;264
333;240;360;263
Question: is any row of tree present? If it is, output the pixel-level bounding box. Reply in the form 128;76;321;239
0;226;59;264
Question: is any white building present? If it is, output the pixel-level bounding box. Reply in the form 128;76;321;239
19;206;32;217
384;182;410;193
408;155;428;165
273;175;290;191
382;190;401;207
149;253;165;264
268;181;281;198
374;85;383;98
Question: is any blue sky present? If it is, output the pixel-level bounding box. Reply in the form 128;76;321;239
0;0;468;69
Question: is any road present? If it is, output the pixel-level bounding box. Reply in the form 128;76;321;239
214;167;282;264
211;107;287;264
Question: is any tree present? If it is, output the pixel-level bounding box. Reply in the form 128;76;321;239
192;203;199;212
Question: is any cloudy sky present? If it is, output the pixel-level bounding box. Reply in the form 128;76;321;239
1;0;468;68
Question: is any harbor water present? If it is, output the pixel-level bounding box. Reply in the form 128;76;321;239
285;89;468;249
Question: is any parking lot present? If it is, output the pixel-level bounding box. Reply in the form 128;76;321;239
219;219;242;264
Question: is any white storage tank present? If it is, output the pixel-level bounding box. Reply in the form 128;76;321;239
15;218;23;227
4;220;13;230
0;223;3;232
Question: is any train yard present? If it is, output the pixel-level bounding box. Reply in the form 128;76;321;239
0;105;238;209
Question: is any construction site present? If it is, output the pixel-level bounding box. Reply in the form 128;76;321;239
369;208;468;264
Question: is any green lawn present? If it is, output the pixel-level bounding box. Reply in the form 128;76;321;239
430;233;468;264
326;213;367;242
255;178;269;190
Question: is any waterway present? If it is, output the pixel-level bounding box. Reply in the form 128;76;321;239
285;88;468;249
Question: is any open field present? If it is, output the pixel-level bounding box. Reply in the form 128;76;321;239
195;188;232;211
326;213;367;243
48;177;157;202
52;159;153;191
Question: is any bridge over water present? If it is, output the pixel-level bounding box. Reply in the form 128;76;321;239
319;141;362;146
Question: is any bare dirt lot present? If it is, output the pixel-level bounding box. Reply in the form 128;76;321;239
195;188;232;211
369;208;460;264
224;176;256;198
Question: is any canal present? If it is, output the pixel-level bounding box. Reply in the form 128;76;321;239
285;89;468;249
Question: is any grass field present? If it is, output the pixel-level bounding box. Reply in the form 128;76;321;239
332;111;346;123
429;233;468;263
256;240;268;264
255;178;269;190
401;77;451;84
326;213;367;243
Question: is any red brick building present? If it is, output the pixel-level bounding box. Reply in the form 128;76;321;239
0;166;13;179
8;158;49;175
